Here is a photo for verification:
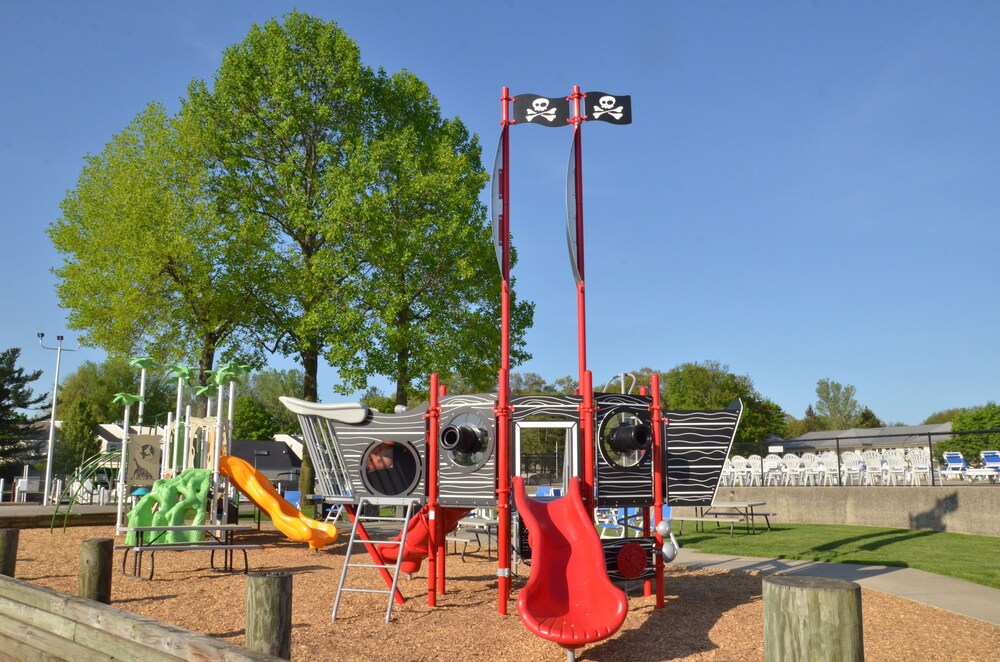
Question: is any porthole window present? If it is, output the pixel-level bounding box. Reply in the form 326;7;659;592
360;441;421;496
441;412;493;472
599;412;651;469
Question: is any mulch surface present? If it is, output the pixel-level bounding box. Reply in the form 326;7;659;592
6;524;1000;661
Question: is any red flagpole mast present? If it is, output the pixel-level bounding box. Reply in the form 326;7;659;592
426;373;440;607
651;373;665;609
496;86;513;615
569;85;595;513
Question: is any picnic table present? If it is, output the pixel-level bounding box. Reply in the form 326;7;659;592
450;516;498;560
672;501;774;536
117;524;261;580
707;501;773;532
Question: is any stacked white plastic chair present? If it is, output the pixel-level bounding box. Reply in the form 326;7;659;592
762;454;783;486
839;451;864;485
719;458;733;487
781;454;803;486
814;451;839;485
729;455;750;487
882;449;907;485
799;452;821;486
746;454;763;486
905;448;932;485
860;450;884;485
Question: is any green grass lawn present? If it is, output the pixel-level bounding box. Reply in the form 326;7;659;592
675;523;1000;589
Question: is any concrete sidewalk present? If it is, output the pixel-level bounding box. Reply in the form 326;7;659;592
673;548;1000;626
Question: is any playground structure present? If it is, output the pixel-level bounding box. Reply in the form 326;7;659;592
48;357;337;551
275;87;744;659
43;87;741;658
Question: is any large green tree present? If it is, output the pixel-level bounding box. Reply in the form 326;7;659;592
48;104;263;387
814;378;861;430
57;359;174;426
53;400;101;475
50;12;535;495
785;404;826;437
242;368;305;434
923;408;963;425
0;348;48;480
856;406;885;429
183;12;374;404
592;363;786;451
183;12;533;489
661;361;786;451
937;402;1000;465
328;69;533;404
231;397;276;441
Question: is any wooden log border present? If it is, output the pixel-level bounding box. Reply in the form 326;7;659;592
0;573;278;661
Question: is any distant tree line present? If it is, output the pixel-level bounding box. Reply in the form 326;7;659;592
46;12;534;495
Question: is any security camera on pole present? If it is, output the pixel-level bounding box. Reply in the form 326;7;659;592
37;332;79;505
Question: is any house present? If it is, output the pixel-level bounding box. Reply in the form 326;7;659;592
780;422;952;455
226;439;302;487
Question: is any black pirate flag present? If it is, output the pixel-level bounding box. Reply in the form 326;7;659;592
513;94;570;127
584;91;632;125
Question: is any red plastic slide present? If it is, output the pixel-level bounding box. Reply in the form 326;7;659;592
376;505;470;574
513;476;628;649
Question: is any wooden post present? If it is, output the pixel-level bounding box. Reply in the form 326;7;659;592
0;529;18;577
246;572;291;660
78;538;114;603
763;575;864;662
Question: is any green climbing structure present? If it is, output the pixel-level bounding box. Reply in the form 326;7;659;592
126;469;213;545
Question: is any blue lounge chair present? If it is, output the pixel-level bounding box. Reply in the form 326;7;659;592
968;450;1000;482
940;452;968;481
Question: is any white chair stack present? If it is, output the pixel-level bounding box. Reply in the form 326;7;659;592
860;450;884;485
839;451;864;485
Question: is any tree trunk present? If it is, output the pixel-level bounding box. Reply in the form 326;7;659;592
246;572;292;659
78;538;113;603
394;307;410;406
763;575;863;662
196;341;217;417
298;344;318;499
0;529;18;577
394;352;409;407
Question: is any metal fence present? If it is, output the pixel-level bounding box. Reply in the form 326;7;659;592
729;428;1000;487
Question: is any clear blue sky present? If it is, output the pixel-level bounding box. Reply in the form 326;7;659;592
2;1;998;426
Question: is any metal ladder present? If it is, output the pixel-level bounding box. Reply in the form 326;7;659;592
333;496;422;623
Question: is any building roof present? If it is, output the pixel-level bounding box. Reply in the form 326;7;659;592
227;439;301;481
782;422;952;451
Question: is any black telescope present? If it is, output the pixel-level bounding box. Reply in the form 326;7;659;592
609;423;651;453
441;425;488;454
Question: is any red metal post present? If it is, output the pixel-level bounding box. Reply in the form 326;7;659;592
569;86;594;512
581;370;595;513
436;381;447;594
426;373;440;606
496;86;513;616
650;373;665;609
570;86;587;385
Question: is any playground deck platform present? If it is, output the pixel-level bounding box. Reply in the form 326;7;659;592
0;504;118;529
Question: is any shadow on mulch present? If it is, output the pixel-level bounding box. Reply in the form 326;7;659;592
583;570;763;661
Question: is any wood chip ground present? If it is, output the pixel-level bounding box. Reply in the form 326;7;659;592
7;525;999;661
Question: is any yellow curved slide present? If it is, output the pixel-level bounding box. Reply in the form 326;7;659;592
219;455;338;550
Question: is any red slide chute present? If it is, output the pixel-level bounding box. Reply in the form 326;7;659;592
376;505;469;575
512;476;628;650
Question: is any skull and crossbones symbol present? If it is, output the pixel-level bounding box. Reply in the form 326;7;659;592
525;97;558;123
592;95;624;120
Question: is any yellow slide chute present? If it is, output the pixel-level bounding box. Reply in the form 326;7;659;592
219;455;338;550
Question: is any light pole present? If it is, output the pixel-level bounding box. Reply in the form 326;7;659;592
37;333;79;505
